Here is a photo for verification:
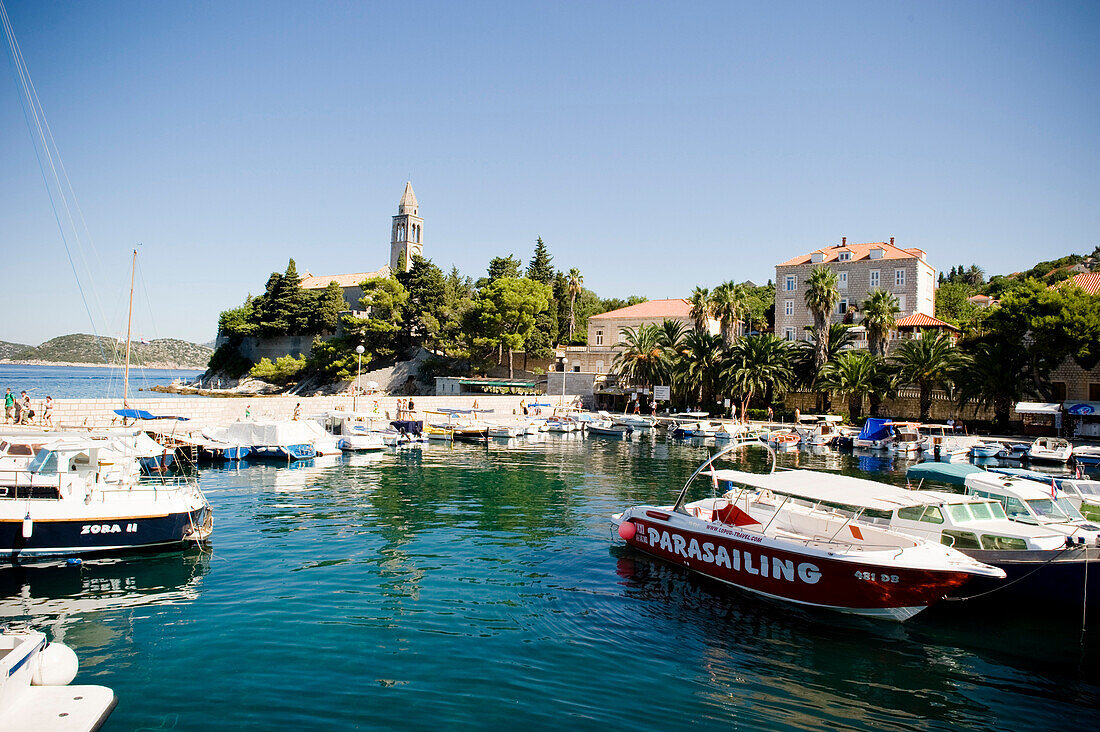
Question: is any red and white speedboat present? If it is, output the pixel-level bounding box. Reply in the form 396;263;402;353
612;442;1005;621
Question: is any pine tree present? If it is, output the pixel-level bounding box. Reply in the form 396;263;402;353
526;237;554;285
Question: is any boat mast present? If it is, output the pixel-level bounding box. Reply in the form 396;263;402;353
123;248;137;407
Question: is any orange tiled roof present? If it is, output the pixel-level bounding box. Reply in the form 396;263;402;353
300;267;390;289
778;242;925;267
1055;271;1100;295
895;313;958;330
589;298;692;320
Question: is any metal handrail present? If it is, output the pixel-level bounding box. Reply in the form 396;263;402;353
673;439;776;512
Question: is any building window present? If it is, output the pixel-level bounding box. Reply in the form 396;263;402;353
785;275;796;291
596;361;604;374
837;298;848;315
784;328;794;341
1052;381;1068;401
572;365;581;373
595;330;603;346
838;271;848;289
897;294;906;311
784;299;794;317
895;269;906;287
1090;383;1100;401
870;270;880;288
838;251;851;261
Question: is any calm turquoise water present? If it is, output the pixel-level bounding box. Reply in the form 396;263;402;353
3;436;1099;731
0;364;202;400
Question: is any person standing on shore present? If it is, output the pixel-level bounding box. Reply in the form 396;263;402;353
18;391;31;425
43;396;54;427
4;388;13;424
293;403;302;421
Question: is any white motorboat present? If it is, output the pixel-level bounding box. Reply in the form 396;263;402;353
888;422;923;454
1073;444;1100;465
0;630;116;731
586;419;633;437
0;438;211;558
969;442;1005;458
963;471;1099;542
920;424;980;462
1029;436;1073;463
613;442;1004;622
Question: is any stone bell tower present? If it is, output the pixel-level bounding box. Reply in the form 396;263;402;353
390;182;423;273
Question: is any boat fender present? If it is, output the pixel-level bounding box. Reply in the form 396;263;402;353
22;513;33;539
618;521;637;540
32;642;78;686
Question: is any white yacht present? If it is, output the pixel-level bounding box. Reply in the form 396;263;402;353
0;438;211;558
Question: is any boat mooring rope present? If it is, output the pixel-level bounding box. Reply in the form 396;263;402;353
945;545;1076;602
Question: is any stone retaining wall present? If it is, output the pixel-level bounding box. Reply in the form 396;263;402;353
19;394;585;430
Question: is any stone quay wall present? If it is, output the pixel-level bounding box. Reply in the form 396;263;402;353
37;394;584;430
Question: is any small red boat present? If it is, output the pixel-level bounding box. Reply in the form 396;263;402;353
612;442;1005;621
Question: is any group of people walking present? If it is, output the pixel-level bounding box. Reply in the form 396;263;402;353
4;387;53;427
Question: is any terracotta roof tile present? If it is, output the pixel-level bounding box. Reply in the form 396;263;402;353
1055;271;1100;295
895;313;959;330
300;267;391;289
778;242;925;267
589;298;692;320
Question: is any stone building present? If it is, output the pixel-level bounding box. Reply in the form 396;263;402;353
774;238;936;343
298;182;423;310
555;299;718;374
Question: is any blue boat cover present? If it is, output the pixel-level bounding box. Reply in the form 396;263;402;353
906;462;983;486
856;418;894;442
114;409;189;421
390;420;423;436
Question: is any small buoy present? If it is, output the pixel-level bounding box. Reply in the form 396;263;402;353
32;642;79;686
618;521;637;540
22;513;33;539
66;558;82;566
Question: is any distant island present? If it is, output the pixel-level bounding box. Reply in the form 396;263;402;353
0;334;211;369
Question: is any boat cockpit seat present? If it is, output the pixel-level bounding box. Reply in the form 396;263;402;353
713;498;761;527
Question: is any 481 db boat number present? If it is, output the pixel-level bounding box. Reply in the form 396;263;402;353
81;523;138;534
855;571;900;583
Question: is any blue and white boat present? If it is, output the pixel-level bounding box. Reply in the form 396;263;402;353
226;421;317;461
853;418;895;450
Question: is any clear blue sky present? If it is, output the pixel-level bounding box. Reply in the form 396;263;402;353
1;1;1097;346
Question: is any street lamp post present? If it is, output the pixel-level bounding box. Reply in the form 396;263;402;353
560;357;568;405
354;345;365;412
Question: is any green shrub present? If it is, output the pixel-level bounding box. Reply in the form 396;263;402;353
250;354;307;384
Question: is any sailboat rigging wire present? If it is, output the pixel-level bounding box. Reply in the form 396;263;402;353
1;0;109;364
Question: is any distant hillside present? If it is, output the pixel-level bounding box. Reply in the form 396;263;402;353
0;341;30;360
11;335;211;368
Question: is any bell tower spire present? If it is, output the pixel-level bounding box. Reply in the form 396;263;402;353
390;182;423;272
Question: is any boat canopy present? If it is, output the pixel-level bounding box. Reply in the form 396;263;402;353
1014;402;1061;414
114;409;189;421
711;469;939;512
906;462;983;486
856;418;894;441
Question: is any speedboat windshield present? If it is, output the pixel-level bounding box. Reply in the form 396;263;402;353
27;449;59;474
944;500;1007;523
1025;497;1076;521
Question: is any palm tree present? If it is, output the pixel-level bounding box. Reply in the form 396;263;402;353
800;322;858;412
688;286;711;332
890;330;961;421
611;324;664;389
862;289;901;356
678;330;724;407
709;281;745;347
820;351;878;419
954;338;1039;430
655;319;688;404
724;335;794;421
564;268;584;341
804;266;840;372
867;358;899;418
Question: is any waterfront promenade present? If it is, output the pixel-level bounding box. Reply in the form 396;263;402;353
27;393;583;429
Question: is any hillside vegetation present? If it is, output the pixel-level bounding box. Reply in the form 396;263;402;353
0;341;30;359
11;335;211;368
